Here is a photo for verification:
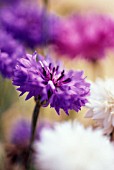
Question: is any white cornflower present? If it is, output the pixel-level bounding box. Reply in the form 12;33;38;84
34;121;114;170
85;78;114;135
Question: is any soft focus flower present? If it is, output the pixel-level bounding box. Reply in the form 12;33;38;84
10;119;52;146
85;78;114;135
10;120;33;146
0;29;24;55
0;30;25;78
6;119;52;169
0;0;19;6
34;121;114;170
53;17;82;58
13;52;90;114
0;0;34;6
53;13;114;61
0;1;58;49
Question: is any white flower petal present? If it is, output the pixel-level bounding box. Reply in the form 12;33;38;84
34;121;114;170
86;78;114;135
85;110;93;118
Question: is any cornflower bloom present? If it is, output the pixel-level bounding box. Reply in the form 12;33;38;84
5;119;52;170
53;13;114;61
34;121;114;170
10;119;52;146
0;1;58;49
0;30;25;78
13;52;90;114
0;0;34;6
85;78;114;135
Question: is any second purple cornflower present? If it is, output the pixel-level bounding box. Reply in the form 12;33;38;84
0;1;58;49
13;52;90;114
0;29;25;78
10;119;52;146
53;13;114;61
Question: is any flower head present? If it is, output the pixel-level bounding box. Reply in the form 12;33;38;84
0;29;23;55
6;119;52;169
0;0;33;6
10;119;52;146
53;13;114;61
0;0;19;6
85;78;114;135
0;1;58;49
13;52;90;114
10;120;33;146
0;30;25;78
34;121;114;170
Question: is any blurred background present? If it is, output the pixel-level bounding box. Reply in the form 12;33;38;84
0;0;114;148
1;0;114;169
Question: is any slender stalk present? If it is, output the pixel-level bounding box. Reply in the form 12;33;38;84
41;0;49;56
91;59;104;81
91;59;97;81
30;100;41;145
110;130;114;141
43;0;49;7
25;99;41;169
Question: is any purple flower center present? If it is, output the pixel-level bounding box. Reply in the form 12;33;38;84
38;59;71;99
40;60;69;85
13;52;90;114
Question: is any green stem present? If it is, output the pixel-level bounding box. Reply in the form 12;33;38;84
25;100;41;170
91;59;104;81
30;100;41;145
43;0;49;7
110;130;114;141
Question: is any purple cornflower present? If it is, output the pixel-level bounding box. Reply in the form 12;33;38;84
0;29;24;55
0;1;58;49
10;120;32;146
52;18;82;58
0;0;19;6
10;119;53;146
0;30;25;78
53;13;114;61
13;52;90;114
0;0;35;5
